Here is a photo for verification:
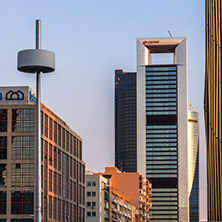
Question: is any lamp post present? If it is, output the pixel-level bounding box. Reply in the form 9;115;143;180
17;20;55;222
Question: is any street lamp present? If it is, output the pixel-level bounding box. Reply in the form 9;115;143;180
17;20;55;222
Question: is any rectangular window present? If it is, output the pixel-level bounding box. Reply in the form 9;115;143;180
44;114;48;137
49;118;53;140
0;164;7;187
0;137;7;160
58;125;61;146
49;144;52;166
49;196;52;218
53;197;57;219
58;174;61;195
11;191;34;214
41;111;43;135
0;191;6;214
62;128;65;149
12;109;34;132
66;131;69;152
53;172;57;194
49;170;52;192
54;147;57;169
0;110;7;132
11;136;34;159
54;122;57;144
11;163;34;187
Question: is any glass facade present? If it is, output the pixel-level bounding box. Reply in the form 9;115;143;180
115;70;137;172
146;65;178;221
188;110;199;222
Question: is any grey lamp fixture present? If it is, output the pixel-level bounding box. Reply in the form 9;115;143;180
17;20;55;222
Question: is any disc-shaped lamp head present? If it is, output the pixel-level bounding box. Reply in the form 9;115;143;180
17;49;55;74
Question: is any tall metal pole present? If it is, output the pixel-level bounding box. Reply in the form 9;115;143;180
36;19;41;222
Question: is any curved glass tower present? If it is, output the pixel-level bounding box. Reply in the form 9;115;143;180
188;110;199;222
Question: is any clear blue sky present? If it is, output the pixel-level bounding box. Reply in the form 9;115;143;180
0;0;206;220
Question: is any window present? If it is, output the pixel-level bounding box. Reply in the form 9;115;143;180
49;144;52;166
92;182;96;186
92;202;96;207
54;122;57;143
0;191;6;214
87;202;91;207
12;109;34;132
0;137;7;160
0;110;7;132
11;163;34;187
49;170;52;192
92;192;96;197
11;136;34;159
53;171;57;194
49;196;52;218
87;182;91;186
44;114;48;137
87;212;91;217
87;192;91;197
92;212;96;217
49;118;53;140
11;191;34;214
0;164;7;187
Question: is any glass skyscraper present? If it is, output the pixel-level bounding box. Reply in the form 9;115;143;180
115;70;137;172
115;38;190;221
137;38;189;222
188;110;199;222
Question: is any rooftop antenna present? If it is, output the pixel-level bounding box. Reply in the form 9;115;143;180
168;30;173;38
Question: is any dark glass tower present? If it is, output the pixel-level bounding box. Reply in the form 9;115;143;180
115;70;137;172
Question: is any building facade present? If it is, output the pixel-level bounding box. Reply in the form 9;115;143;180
136;38;188;222
188;110;199;222
95;167;152;222
204;0;222;221
85;172;135;222
115;70;137;172
0;86;85;222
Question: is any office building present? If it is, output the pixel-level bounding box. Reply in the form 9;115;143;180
188;110;199;222
115;38;189;221
137;38;188;222
85;172;136;222
204;0;222;221
115;70;137;172
0;86;85;222
94;167;152;222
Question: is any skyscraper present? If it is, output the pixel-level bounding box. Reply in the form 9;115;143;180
204;0;222;220
136;38;188;222
188;110;199;222
115;38;189;221
115;70;137;172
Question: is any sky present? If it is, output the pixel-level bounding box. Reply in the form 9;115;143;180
0;0;206;220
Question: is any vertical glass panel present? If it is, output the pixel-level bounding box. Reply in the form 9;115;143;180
0;110;7;132
0;137;7;160
0;164;7;187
